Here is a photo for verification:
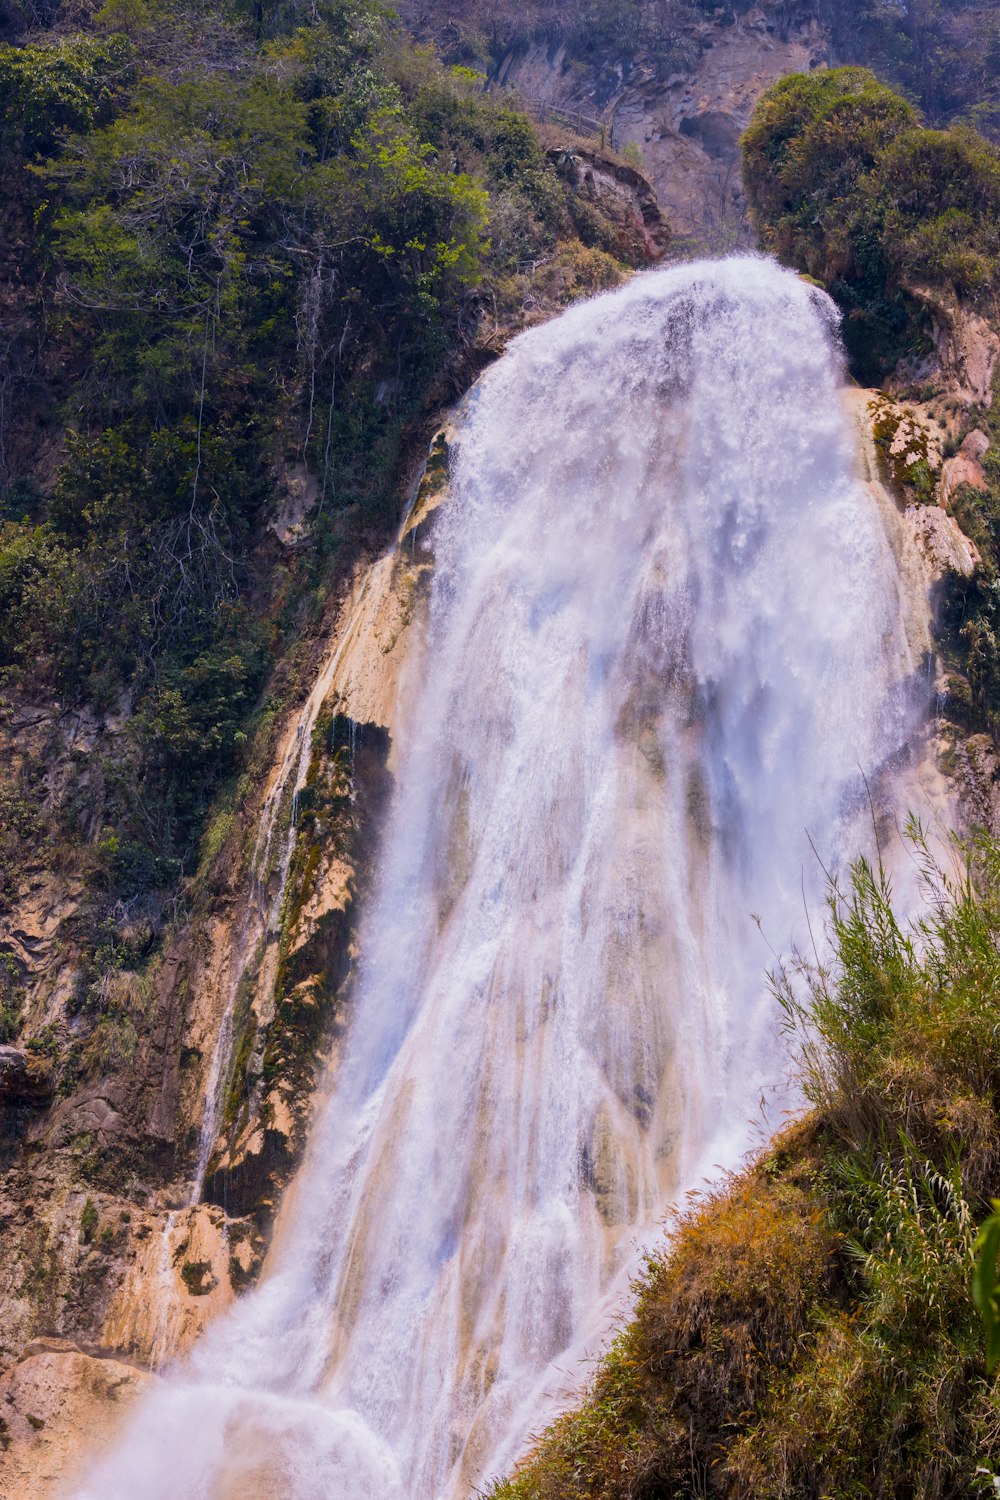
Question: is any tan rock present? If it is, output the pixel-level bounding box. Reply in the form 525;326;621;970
102;1203;236;1367
905;504;981;585
940;428;990;507
0;1347;153;1499
904;286;1000;406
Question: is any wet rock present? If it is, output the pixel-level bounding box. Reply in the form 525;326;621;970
906;504;981;586
0;1047;54;1108
102;1202;243;1363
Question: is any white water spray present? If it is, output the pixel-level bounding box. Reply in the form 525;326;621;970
77;257;931;1499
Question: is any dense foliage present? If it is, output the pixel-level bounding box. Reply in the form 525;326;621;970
743;66;1000;380
939;385;1000;742
488;831;1000;1499
0;0;647;949
818;0;1000;138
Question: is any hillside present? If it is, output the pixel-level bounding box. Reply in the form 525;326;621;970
398;1;1000;250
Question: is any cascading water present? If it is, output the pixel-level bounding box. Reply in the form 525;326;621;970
77;257;933;1499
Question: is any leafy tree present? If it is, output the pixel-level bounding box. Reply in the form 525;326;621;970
0;34;133;159
743;67;1000;380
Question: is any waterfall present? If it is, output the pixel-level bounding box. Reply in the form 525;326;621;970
76;257;932;1499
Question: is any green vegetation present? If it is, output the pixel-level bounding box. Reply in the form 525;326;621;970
489;830;1000;1498
180;1257;216;1295
743;67;1000;381
0;33;133;156
78;1197;98;1243
0;955;24;1044
974;1201;1000;1374
933;375;1000;742
815;0;1000;136
404;0;701;73
0;0;651;1102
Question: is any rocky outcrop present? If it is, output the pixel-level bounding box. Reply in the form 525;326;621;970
0;1048;54;1108
905;505;981;587
609;17;826;247
900;284;1000;410
102;1201;262;1359
547;147;671;262
491;14;827;249
957;733;1000;841
867;394;943;507
192;444;450;1230
202;715;393;1227
941;429;990;509
0;1341;153;1497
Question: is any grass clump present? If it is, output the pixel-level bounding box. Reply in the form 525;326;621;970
488;828;1000;1499
180;1258;216;1296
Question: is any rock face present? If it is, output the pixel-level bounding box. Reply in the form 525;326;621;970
548;147;672;262
957;734;1000;842
904;287;1000;409
0;428;449;1496
607;18;826;247
906;505;981;587
488;13;827;249
941;429;990;509
0;1342;153;1498
0;1048;54;1107
202;713;393;1227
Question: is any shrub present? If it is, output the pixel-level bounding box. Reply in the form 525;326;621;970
0;524;79;686
79;1198;98;1243
0;955;23;1043
743;68;1000;380
0;34;133;159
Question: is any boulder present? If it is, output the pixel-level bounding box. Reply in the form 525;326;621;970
940;428;990;508
906;504;981;586
0;1345;154;1498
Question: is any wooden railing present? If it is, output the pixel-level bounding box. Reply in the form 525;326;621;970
497;88;611;146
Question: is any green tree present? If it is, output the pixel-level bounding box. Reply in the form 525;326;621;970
0;35;133;159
